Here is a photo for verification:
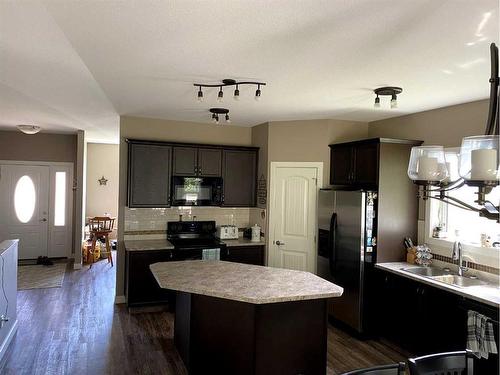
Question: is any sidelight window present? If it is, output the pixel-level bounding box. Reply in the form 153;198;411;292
54;171;66;226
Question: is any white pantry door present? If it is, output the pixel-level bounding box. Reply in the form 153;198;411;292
269;162;322;273
0;165;50;259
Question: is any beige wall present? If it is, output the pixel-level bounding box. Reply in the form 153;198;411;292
268;119;369;185
0;130;77;163
120;116;252;146
368;100;489;147
86;143;119;238
251;123;269;209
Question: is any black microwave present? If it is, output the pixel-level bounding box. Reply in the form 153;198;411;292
171;176;223;206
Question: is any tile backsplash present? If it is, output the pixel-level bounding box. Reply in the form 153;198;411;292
124;207;266;239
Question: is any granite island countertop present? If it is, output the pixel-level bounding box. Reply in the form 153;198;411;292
150;260;343;304
376;262;500;308
124;239;174;251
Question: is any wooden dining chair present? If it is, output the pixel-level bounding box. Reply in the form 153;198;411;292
341;362;406;375
88;216;115;268
408;350;474;375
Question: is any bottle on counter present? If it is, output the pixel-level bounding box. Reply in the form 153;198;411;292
251;224;261;242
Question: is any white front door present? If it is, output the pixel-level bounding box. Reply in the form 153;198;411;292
0;165;50;259
269;163;322;273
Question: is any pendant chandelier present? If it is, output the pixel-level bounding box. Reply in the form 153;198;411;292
407;43;499;222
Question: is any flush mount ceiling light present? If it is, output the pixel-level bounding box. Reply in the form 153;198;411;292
195;79;266;103
209;108;230;125
407;43;499;222
17;125;41;135
373;87;403;109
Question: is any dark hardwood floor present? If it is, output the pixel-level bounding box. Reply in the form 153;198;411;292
1;254;406;375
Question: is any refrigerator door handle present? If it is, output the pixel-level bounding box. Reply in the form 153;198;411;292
328;212;337;274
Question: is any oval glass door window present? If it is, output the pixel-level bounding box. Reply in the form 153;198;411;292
14;175;36;223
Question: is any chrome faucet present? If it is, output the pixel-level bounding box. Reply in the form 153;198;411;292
452;240;467;276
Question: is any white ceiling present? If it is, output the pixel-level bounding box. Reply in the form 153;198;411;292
0;1;498;143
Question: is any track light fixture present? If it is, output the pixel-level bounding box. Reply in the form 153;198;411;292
373;87;402;109
209;108;230;125
217;87;224;102
233;85;240;101
194;79;266;102
197;86;203;102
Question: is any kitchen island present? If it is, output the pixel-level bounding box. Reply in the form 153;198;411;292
150;260;343;375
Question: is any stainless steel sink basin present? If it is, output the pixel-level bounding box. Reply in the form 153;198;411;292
431;275;489;288
401;266;449;277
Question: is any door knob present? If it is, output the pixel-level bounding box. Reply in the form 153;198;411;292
40;218;47;222
276;240;285;246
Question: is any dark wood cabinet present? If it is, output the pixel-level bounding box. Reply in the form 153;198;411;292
173;146;222;177
198;148;222;177
329;140;379;187
128;140;258;208
173;146;198;176
372;269;498;374
222;245;264;266
353;142;379;185
125;249;174;307
330;145;352;185
222;150;257;207
128;142;172;207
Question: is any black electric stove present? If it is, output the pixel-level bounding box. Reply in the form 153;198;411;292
167;221;226;260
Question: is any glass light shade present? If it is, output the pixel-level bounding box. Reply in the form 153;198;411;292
407;146;449;183
459;135;499;182
443;147;460;183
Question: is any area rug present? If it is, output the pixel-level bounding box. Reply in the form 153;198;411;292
17;263;67;290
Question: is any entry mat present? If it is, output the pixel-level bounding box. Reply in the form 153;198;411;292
18;263;67;290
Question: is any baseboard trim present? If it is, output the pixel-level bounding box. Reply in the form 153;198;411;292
115;295;126;304
0;319;18;363
73;263;82;270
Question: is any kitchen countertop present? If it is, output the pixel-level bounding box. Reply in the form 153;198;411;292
221;237;266;247
150;260;343;304
376;262;500;308
124;239;174;251
124;237;265;251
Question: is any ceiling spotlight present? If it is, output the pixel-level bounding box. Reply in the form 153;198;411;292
194;79;266;102
17;125;41;135
390;94;398;109
209;108;230;125
373;87;402;110
233;85;240;101
255;84;261;101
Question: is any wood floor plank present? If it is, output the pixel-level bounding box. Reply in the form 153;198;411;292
0;254;407;374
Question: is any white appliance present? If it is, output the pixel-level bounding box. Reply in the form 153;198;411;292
216;225;239;240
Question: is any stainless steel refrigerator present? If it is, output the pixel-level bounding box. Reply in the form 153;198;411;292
317;189;377;334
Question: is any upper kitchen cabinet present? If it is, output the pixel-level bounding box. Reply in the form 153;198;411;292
172;146;222;177
128;141;172;207
329;140;379;187
222;149;257;207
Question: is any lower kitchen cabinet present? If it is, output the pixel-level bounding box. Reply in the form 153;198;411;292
222;245;264;266
125;250;174;307
372;269;498;374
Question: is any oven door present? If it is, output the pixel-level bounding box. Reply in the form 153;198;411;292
173;248;203;261
171;176;222;206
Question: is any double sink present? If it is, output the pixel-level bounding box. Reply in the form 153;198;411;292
402;266;489;288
